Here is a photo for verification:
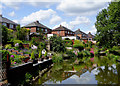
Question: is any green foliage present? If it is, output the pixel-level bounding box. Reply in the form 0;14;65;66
52;53;63;63
2;50;9;61
44;51;47;57
31;51;35;60
63;40;73;47
5;44;12;49
95;1;120;48
13;40;23;45
16;25;29;41
25;72;32;82
65;50;77;58
50;35;66;52
1;25;9;44
30;37;39;46
73;44;84;51
39;49;42;58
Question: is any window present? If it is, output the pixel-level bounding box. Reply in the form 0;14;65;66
2;23;7;27
45;29;47;32
57;31;60;34
68;31;69;34
89;38;92;41
10;24;13;28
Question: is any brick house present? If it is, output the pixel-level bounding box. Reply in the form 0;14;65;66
75;29;95;43
23;21;52;40
23;21;51;34
0;15;18;30
52;25;75;37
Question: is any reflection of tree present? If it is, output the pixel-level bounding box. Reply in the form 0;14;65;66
95;65;119;84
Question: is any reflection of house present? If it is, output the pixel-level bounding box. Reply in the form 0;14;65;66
0;15;18;30
23;21;52;34
75;29;95;43
52;25;75;37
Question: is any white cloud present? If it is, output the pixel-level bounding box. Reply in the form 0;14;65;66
8;11;15;17
20;9;56;25
50;15;62;24
57;0;109;16
86;25;97;35
70;16;90;26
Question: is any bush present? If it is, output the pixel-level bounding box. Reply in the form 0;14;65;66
31;51;35;60
73;44;84;51
44;51;47;57
39;50;42;58
65;50;77;58
5;44;12;49
78;52;83;58
2;50;9;61
13;40;23;45
65;38;70;40
52;53;63;63
63;40;73;47
25;72;32;82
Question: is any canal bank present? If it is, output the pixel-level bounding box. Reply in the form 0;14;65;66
6;59;53;85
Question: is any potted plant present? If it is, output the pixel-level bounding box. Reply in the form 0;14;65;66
38;49;43;61
31;51;37;64
44;51;49;59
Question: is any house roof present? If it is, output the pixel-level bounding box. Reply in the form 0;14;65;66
53;25;74;32
87;32;95;38
23;21;50;29
0;15;18;25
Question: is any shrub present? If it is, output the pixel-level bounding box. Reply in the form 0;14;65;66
44;51;47;57
5;44;12;49
39;49;42;58
31;51;35;60
65;38;70;40
25;72;32;82
52;53;63;63
78;52;83;58
13;40;23;45
65;50;77;58
2;50;9;61
73;44;84;51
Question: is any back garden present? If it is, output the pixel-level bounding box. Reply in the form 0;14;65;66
1;1;120;85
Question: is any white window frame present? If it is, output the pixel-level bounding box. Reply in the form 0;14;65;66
2;23;7;27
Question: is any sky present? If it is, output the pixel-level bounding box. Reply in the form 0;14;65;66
1;0;112;35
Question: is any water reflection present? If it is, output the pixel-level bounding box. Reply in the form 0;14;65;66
33;60;120;85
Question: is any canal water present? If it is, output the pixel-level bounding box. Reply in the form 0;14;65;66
33;59;120;85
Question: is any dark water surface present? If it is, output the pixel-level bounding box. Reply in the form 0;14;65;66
33;59;120;85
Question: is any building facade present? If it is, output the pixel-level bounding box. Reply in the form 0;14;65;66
75;29;95;43
52;25;75;37
0;15;18;30
23;21;52;34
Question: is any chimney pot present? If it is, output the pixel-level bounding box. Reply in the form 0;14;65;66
36;20;39;23
0;14;2;17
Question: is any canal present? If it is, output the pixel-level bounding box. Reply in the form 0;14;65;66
33;58;120;85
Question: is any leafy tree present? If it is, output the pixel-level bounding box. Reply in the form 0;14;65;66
95;1;120;48
16;25;29;41
50;35;66;52
1;25;9;45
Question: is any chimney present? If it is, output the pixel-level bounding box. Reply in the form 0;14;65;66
60;25;62;27
78;29;80;31
36;20;39;23
89;32;91;34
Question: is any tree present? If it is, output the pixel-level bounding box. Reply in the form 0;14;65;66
50;35;66;52
1;25;9;45
95;1;120;48
16;25;29;40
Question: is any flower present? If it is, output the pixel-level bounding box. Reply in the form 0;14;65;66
14;62;16;64
90;51;94;54
10;55;14;58
90;58;94;62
